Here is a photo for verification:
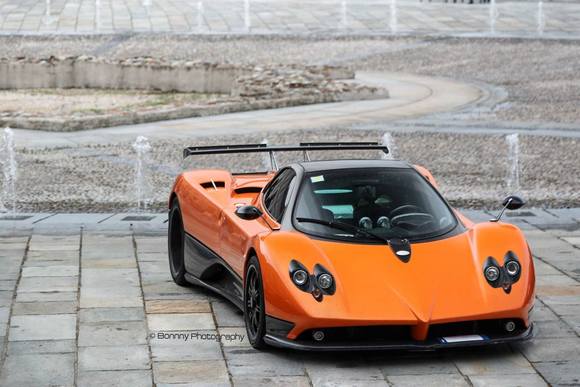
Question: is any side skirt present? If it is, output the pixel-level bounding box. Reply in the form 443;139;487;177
183;232;244;310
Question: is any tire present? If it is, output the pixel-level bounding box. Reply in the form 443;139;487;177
244;255;267;349
168;199;188;286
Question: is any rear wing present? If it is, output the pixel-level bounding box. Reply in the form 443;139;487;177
183;142;389;170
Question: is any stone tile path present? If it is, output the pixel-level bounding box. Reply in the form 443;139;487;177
0;209;579;386
0;0;579;38
0;0;580;38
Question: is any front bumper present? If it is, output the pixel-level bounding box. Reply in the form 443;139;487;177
264;322;534;351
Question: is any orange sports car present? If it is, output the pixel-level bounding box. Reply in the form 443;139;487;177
168;142;535;350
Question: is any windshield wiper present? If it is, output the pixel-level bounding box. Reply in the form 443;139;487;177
296;217;389;244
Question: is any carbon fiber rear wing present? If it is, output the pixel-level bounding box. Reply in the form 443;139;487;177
183;142;389;170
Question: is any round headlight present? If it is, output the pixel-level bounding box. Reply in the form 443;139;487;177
485;266;500;282
292;269;309;286
505;261;520;277
317;273;333;290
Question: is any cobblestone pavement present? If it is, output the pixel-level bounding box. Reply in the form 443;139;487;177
0;0;579;38
0;209;579;386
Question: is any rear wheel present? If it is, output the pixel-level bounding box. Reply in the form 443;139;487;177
168;199;188;286
244;255;267;349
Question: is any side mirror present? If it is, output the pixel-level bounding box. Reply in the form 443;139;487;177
235;205;263;220
503;195;525;210
491;195;525;222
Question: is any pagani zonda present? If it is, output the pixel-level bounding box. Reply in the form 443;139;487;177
168;142;535;350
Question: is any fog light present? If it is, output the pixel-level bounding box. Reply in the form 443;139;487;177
317;273;333;290
312;330;325;341
485;266;500;282
506;261;520;277
505;320;516;332
292;269;309;286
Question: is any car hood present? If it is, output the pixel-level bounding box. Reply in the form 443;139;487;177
261;222;535;332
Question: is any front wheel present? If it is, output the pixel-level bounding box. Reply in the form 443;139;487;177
244;255;267;349
168;199;188;286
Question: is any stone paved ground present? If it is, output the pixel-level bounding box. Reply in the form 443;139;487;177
0;0;579;38
0;209;579;386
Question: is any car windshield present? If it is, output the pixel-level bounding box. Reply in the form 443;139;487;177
293;167;458;242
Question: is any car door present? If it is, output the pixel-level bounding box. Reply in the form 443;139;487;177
220;168;297;275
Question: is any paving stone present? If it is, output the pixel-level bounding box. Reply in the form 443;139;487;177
148;313;215;331
82;268;140;287
0;280;17;290
0;306;9;324
77;370;152;387
22;265;78;277
80;286;143;308
16;291;77;302
79;320;147;346
232;376;311;387
517;337;580;362
146;299;211;314
387;373;469;387
224;348;305;377
82;258;137;268
452;347;536;375
9;314;76;341
468;373;547;387
0;353;75;386
0;290;14;308
218;326;249;347
79;345;150;371
307;360;387;386
534;319;576;338
13;301;78;315
150;329;223;361
533;360;580;386
375;355;460;375
212;300;244;327
152;360;230;385
18;276;78;293
7;339;76;354
80;307;145;323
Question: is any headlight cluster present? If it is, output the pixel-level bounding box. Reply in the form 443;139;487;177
289;259;336;301
483;251;522;294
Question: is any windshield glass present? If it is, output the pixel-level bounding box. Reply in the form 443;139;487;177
293;168;458;242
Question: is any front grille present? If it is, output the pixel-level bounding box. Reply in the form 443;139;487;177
297;325;411;343
295;318;526;344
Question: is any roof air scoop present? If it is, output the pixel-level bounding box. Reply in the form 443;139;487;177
389;238;411;263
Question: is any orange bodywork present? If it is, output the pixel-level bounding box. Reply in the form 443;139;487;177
171;166;535;341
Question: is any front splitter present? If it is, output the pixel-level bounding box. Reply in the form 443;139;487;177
264;323;534;352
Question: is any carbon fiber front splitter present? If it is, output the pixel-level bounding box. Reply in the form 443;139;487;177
263;323;534;351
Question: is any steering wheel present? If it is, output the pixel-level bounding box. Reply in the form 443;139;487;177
391;213;434;230
390;205;423;218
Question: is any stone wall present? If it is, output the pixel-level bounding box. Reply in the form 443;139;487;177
0;57;248;93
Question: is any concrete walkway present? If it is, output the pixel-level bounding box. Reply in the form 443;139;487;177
0;0;579;39
0;209;579;386
12;71;483;148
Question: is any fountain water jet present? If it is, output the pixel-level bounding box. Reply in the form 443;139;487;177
390;0;398;34
95;0;101;31
43;0;57;25
381;133;397;160
489;0;499;35
537;1;545;36
506;133;520;194
341;0;348;30
132;136;152;211
197;1;204;32
1;128;17;214
244;0;251;32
